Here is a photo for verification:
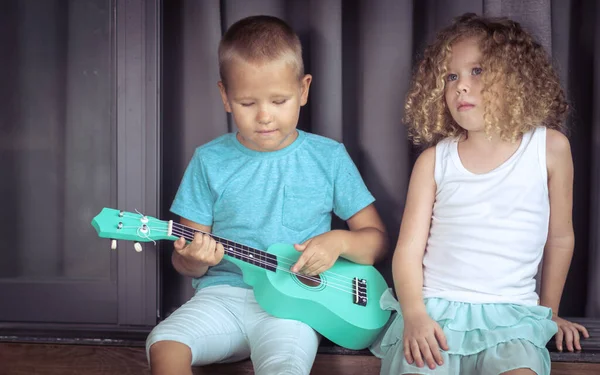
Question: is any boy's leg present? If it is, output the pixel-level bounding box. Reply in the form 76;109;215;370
146;286;251;375
244;292;321;375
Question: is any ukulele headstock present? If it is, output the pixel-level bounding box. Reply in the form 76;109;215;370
91;207;171;252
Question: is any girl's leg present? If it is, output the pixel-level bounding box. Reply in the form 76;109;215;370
469;339;549;375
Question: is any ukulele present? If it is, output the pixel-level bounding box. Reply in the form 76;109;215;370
91;207;391;350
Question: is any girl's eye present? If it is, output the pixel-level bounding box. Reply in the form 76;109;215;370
472;67;483;75
446;73;458;82
273;99;288;105
240;102;254;107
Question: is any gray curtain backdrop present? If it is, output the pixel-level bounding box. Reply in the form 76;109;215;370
161;0;600;319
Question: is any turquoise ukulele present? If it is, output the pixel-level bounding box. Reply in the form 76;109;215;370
91;207;391;350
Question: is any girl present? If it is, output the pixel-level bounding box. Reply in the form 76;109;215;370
370;13;589;375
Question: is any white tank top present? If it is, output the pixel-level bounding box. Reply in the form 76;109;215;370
422;127;549;306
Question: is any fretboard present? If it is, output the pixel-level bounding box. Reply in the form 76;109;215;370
171;222;278;272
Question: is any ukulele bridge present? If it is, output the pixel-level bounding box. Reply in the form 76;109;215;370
353;277;367;306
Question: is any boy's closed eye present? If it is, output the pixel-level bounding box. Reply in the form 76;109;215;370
238;99;288;107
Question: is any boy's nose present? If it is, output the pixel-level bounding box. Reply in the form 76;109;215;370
256;110;272;124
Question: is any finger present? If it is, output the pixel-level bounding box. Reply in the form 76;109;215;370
410;340;424;368
291;255;307;273
215;242;225;262
403;339;414;364
207;236;217;252
294;243;307;251
564;328;574;352
203;236;217;260
294;239;312;252
174;237;187;251
574;323;590;339
192;232;205;245
302;258;325;276
309;264;328;277
318;259;337;273
417;338;436;370
426;335;444;366
292;251;314;273
572;327;582;351
434;324;449;351
555;328;564;351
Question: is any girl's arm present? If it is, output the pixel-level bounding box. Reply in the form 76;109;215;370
393;147;448;369
393;146;436;317
540;129;589;351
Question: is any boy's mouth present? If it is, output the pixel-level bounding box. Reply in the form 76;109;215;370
257;129;278;135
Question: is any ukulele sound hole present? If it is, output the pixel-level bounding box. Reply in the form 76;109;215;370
296;274;322;288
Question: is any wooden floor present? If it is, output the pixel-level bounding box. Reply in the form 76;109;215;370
1;343;600;375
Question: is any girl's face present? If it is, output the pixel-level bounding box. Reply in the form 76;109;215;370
444;37;487;133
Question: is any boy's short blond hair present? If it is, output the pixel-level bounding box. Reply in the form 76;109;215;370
218;15;304;88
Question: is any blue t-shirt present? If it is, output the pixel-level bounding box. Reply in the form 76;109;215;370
170;129;375;290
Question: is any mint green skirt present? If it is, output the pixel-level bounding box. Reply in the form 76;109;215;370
369;289;558;375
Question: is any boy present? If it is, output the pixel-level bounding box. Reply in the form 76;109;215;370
146;15;388;375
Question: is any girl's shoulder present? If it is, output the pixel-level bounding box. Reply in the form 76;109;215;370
545;128;572;175
546;128;570;155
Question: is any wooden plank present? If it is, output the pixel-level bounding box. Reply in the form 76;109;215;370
2;343;600;375
193;355;381;375
0;343;149;375
551;362;600;375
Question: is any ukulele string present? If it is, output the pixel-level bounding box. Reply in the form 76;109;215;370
169;226;357;296
121;213;365;296
172;224;362;291
172;221;357;283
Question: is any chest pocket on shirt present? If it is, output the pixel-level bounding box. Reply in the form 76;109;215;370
281;185;327;232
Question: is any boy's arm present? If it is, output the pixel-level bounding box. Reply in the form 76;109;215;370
392;147;436;317
290;204;388;275
171;217;222;278
337;203;388;264
539;129;588;351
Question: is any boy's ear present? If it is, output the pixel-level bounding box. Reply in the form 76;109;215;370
300;74;312;106
217;81;232;113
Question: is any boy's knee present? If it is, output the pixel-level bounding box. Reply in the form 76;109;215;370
500;369;536;375
254;357;310;375
253;349;315;375
148;341;193;374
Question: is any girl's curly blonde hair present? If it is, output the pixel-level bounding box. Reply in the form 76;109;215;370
404;13;568;146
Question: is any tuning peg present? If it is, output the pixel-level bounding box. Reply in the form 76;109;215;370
110;239;117;250
134;242;143;252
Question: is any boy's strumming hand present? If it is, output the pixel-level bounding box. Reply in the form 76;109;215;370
174;233;225;267
291;231;344;276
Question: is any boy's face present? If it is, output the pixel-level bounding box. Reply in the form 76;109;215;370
218;58;312;152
